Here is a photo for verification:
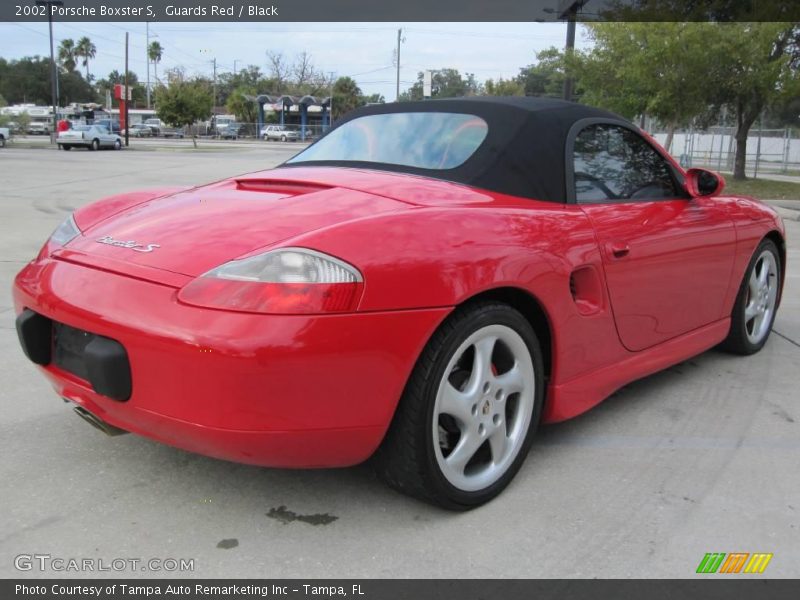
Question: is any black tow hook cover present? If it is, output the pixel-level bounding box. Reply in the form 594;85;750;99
16;309;52;365
84;336;132;401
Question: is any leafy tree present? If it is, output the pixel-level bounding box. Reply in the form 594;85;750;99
148;41;163;84
516;48;567;98
332;76;362;119
226;86;258;123
59;70;98;105
703;23;800;179
575;24;713;152
401;68;481;101
155;79;213;147
484;77;524;96
57;39;77;72
75;37;96;81
362;93;385;104
574;23;799;178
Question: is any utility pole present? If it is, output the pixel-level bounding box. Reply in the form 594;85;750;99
395;28;402;102
233;59;240;77
558;1;584;102
35;0;63;143
124;32;130;147
212;57;217;113
328;71;336;128
146;22;151;109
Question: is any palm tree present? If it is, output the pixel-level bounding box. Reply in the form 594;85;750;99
75;37;97;80
57;39;77;72
148;41;163;84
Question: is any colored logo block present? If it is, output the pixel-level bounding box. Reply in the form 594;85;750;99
696;552;773;574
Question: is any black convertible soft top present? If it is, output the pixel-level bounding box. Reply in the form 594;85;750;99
287;96;631;203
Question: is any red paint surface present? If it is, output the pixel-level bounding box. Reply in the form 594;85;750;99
13;158;786;466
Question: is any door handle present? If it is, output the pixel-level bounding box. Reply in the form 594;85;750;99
607;242;630;259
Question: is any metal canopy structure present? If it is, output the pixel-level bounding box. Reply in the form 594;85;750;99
250;94;333;140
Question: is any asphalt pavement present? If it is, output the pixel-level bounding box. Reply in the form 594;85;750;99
0;146;798;578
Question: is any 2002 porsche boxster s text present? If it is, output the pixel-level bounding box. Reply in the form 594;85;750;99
14;98;785;509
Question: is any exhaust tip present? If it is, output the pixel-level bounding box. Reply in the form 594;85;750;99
72;405;129;437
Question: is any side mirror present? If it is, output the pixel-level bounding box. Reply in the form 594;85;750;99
685;168;725;198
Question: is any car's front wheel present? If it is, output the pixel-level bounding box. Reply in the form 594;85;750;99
114;139;122;150
721;238;781;355
374;302;543;509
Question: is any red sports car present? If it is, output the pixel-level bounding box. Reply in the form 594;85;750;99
14;98;785;509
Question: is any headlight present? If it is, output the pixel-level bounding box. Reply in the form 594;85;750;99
49;214;81;246
178;248;364;314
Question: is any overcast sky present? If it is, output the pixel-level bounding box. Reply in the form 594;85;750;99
2;21;592;101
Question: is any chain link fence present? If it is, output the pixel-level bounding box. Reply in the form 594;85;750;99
182;122;325;141
651;126;799;177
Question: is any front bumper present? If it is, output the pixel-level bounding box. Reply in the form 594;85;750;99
13;257;450;467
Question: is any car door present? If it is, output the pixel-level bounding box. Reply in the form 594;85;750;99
569;122;736;352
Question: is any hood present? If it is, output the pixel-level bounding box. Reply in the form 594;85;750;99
63;177;409;278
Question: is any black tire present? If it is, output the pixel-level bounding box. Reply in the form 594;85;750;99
373;302;544;510
62;145;72;151
90;139;99;151
0;136;6;148
114;139;122;150
281;135;287;142
720;238;781;355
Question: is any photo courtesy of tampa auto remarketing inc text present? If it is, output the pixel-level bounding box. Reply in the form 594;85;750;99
0;1;798;598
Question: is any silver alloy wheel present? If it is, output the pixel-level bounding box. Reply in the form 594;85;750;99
432;324;535;492
744;249;779;345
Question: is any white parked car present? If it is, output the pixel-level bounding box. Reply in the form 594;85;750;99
260;125;299;142
57;125;123;151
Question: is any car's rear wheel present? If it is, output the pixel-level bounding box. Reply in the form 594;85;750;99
90;139;100;151
281;135;287;142
374;302;543;510
721;238;781;355
62;145;71;151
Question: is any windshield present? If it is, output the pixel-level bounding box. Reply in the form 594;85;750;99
288;112;488;170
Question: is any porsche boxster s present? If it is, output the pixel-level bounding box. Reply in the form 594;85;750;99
14;98;785;509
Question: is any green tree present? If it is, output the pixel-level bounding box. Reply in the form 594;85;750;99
75;37;96;81
226;86;258;123
704;23;799;179
57;39;77;72
332;76;362;119
575;24;713;152
484;77;524;96
362;93;385;104
155;79;213;147
402;68;480;101
574;23;799;178
148;41;163;84
516;48;566;98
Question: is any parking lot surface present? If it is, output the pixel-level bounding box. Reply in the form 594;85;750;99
1;146;798;578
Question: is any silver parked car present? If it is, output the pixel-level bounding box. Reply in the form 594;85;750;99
260;125;299;142
122;123;153;137
57;125;123;151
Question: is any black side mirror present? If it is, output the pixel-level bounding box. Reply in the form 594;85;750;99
685;168;725;198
